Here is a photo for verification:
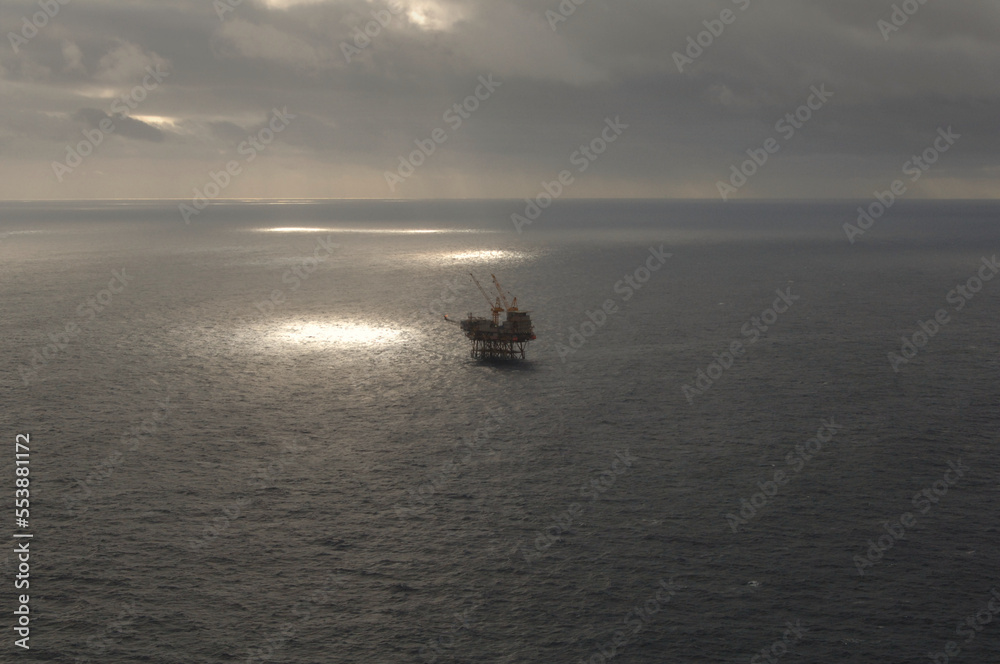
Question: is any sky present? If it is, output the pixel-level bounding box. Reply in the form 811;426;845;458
0;0;997;200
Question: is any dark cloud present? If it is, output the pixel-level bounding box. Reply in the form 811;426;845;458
208;119;253;142
0;0;997;199
74;108;165;142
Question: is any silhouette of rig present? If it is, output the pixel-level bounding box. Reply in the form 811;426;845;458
445;274;536;360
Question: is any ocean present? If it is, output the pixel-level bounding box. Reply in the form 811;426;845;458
2;199;998;663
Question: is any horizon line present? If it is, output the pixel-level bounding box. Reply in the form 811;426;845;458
2;196;1000;204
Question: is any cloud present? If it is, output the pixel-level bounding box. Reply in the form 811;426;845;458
213;18;337;72
95;41;170;85
74;108;166;142
61;41;85;73
432;2;606;85
0;0;997;199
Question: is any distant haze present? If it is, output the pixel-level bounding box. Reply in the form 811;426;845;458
1;0;997;200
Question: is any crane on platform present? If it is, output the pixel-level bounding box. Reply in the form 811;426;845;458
451;273;537;360
491;274;518;312
470;273;503;326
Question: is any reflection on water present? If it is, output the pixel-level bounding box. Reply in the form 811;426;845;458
258;227;332;233
409;249;543;268
437;249;534;262
254;227;489;234
274;322;404;346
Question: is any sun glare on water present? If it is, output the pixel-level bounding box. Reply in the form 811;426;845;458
260;227;331;233
276;323;404;346
256;228;467;234
442;250;526;262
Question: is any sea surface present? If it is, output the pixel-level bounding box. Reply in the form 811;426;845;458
2;199;999;663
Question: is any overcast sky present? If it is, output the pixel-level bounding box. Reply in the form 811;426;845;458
0;0;997;200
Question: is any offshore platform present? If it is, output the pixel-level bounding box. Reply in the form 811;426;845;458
446;274;536;360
